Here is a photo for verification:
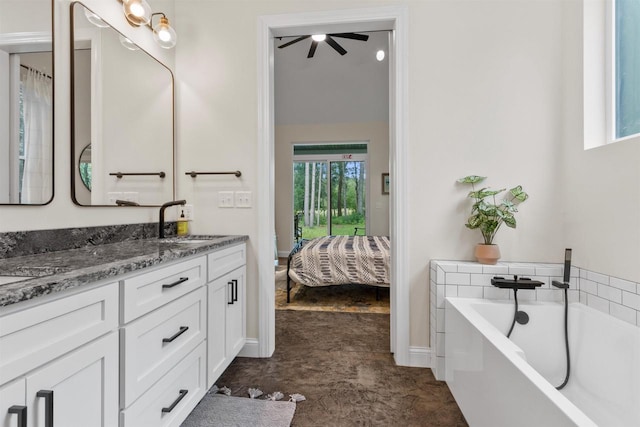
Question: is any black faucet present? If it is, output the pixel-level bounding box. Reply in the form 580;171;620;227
159;200;186;238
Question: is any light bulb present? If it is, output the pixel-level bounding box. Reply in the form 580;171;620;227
153;16;177;49
376;50;385;61
122;0;151;26
311;34;326;42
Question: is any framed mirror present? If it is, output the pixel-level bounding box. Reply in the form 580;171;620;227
0;0;54;205
71;2;175;206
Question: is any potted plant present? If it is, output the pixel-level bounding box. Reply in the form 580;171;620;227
457;175;529;264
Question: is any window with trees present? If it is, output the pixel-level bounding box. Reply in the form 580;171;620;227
293;143;368;239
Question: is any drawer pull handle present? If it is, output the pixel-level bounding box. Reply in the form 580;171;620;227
163;326;189;343
8;406;27;427
228;281;234;305
161;389;188;413
162;277;189;289
36;390;53;427
232;279;238;302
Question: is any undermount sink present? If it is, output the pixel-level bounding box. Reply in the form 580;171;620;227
0;276;34;285
175;239;211;244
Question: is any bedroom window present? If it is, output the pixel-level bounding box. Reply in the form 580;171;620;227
293;143;368;239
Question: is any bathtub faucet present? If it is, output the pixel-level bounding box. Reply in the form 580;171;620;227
159;200;187;238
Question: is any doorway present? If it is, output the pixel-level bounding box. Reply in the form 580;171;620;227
257;6;409;365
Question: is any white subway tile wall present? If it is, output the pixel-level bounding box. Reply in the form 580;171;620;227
429;260;640;380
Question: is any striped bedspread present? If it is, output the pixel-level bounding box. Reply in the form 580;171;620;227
288;235;390;287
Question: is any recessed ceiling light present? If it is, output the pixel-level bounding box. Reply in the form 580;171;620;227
376;50;385;61
311;34;326;42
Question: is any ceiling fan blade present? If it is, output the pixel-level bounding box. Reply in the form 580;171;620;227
330;33;369;41
278;35;310;49
325;36;347;55
307;40;318;58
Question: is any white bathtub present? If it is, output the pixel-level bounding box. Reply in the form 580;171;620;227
445;297;640;427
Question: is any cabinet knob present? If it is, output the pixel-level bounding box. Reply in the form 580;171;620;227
36;390;54;427
8;405;27;427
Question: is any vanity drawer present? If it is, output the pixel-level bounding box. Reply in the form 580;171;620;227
207;243;246;282
121;255;206;323
121;341;207;427
0;282;118;385
121;287;206;408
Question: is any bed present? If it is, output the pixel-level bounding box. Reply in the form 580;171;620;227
286;234;391;303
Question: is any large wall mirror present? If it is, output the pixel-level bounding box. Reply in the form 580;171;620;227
71;2;175;206
0;0;54;205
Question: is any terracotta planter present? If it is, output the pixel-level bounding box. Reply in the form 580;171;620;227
475;244;501;265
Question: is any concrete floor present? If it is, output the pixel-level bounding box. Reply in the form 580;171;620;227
215;310;468;426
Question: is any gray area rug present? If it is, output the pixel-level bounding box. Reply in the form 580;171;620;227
180;394;296;427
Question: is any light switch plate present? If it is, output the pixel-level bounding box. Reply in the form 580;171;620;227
218;191;234;208
181;204;194;220
235;191;252;208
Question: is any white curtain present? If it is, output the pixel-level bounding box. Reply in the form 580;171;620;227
21;68;52;203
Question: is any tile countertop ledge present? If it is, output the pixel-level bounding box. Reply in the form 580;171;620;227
0;235;248;307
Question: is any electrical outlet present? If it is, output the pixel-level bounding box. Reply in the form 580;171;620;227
181;204;194;220
235;191;252;208
218;191;234;208
107;192;122;205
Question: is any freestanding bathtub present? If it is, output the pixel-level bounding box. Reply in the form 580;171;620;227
445;297;640;427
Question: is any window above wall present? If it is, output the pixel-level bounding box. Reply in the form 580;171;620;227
612;0;640;140
584;0;640;149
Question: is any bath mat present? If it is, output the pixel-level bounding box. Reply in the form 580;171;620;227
180;394;296;427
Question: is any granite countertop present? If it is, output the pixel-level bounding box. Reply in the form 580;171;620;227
0;235;248;308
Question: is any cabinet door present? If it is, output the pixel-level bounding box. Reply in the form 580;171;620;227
26;332;118;427
206;279;227;389
225;266;246;360
1;378;26;427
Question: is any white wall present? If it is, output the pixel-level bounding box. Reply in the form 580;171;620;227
4;0;637;352
561;0;640;283
174;0;568;348
274;121;390;254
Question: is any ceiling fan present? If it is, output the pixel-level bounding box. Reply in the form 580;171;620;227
277;33;370;58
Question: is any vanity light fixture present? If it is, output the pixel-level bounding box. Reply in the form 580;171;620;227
121;0;151;26
149;13;177;49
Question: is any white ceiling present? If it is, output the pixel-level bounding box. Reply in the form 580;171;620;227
274;30;389;126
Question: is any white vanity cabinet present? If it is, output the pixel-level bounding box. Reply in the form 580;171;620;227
206;244;247;388
119;256;208;427
0;282;119;427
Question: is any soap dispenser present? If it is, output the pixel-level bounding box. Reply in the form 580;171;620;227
177;209;189;236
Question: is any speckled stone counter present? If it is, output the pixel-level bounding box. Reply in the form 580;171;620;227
0;235;248;307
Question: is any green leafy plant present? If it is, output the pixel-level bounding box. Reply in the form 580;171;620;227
457;175;529;245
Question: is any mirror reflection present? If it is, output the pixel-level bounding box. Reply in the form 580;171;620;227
0;0;54;205
71;2;175;206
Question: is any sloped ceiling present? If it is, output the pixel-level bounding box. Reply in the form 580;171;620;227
274;30;389;126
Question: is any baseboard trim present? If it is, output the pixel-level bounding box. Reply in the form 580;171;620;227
408;346;432;368
238;338;260;358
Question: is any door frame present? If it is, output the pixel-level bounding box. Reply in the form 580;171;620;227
256;5;409;365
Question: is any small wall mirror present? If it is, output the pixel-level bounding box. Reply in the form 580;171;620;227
0;0;54;205
71;2;175;206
